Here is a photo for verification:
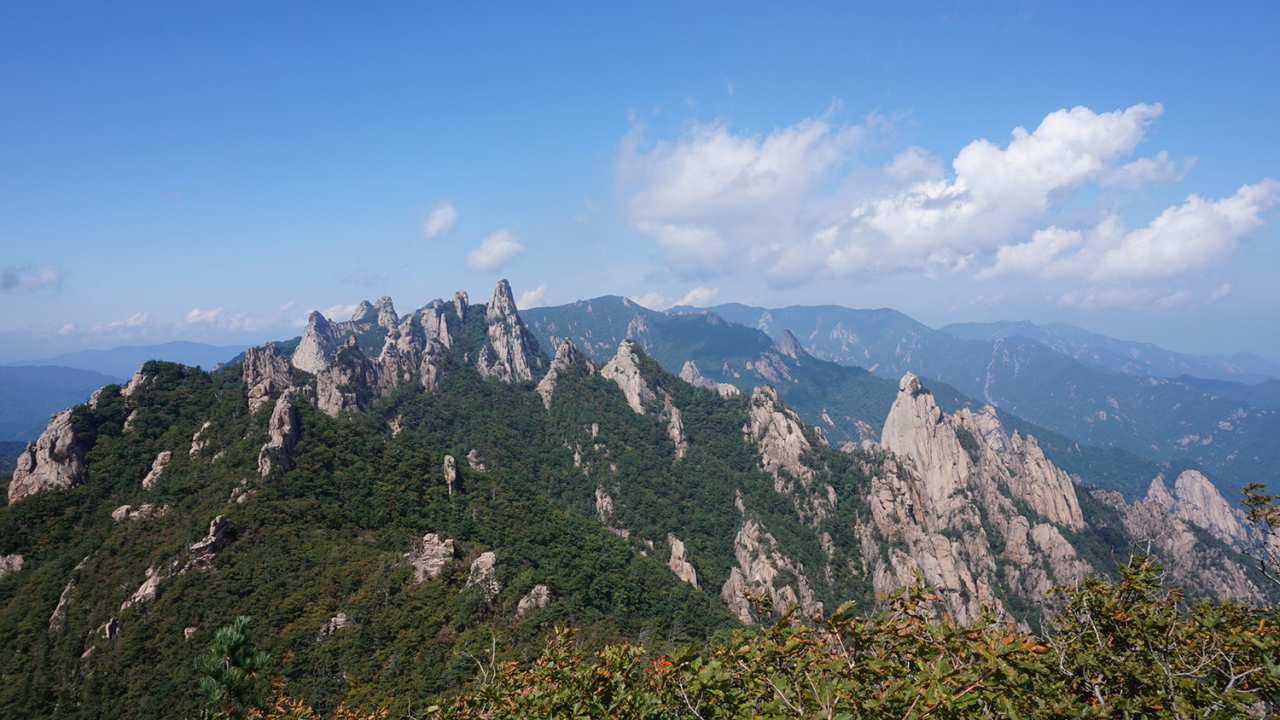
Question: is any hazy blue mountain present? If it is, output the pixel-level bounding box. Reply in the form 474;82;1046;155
0;366;124;441
7;341;247;379
1175;376;1280;411
665;302;1280;494
941;319;1280;383
0;440;24;475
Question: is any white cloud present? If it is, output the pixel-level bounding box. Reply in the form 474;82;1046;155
630;286;718;310
1089;180;1280;280
422;202;459;239
1;264;62;294
465;229;524;271
617;103;1275;290
517;284;550;309
184;307;225;325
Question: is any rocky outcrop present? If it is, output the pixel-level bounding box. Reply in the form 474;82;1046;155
189;421;213;456
721;518;822;623
443;455;459;495
773;329;803;359
141;451;172;489
377;304;452;393
121;516;231;611
375;296;399;329
666;535;699;588
120;367;154;398
477;280;542;383
537;338;594;410
466;449;486;472
516;584;551;618
292;311;341;374
1094;490;1263;604
678;361;739;398
244;343;294;413
315;337;372;417
466;552;501;599
318;612;351;638
49;577;76;631
406;533;457;582
453;291;468;320
257;393;299;477
1145;470;1251;550
112;503;166;522
0;554;22;578
601;341;655;414
8;409;87;505
864;372;1096;625
744;386;816;488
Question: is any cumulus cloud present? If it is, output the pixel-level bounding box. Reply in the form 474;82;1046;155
618;103;1275;294
465;229;524;271
422;202;459;239
322;303;361;322
517;284;550;309
2;265;62;294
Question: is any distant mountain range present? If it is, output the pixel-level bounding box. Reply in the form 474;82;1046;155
0;366;124;441
6;341;248;379
941;319;1280;384
661;303;1279;493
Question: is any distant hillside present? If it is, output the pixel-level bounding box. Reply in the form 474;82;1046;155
8;341;247;379
0;441;25;476
671;302;1280;494
941;319;1280;383
0;366;123;441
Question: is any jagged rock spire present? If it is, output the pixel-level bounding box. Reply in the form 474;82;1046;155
292;311;339;374
537;338;594;410
374;296;398;329
477;280;541;382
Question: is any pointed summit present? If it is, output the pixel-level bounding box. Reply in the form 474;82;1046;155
292;311;339;374
374;296;398;329
485;279;517;323
773;329;802;358
476;280;542;382
351;300;377;325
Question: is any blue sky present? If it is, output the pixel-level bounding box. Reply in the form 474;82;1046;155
2;1;1278;363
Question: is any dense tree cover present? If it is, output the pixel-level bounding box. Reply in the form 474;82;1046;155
441;559;1280;719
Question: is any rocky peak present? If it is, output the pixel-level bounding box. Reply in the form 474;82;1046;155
601;340;655;414
773;329;803;359
8;408;87;504
537;338;594;410
453;291;468;320
375;296;398;329
292;311;339;374
1145;470;1251;550
351;300;377;326
880;373;970;510
477;280;541;383
257;393;299;477
121;366;154;398
679;360;740;398
406;534;457;582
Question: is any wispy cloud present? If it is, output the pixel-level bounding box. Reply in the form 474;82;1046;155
631;286;718;310
465;229;524;271
517;284;550;309
2;265;62;294
422;202;459;239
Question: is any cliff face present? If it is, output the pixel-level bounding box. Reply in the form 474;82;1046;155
8;409;87;504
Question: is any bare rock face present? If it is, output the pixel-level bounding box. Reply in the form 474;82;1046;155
292;311;340;374
0;554;22;578
772;329;803;359
9;409;87;505
721;518;822;623
1094;489;1264;604
257;393;299;477
466;449;486;472
377;305;452;394
516;584;551;618
244;343;294;413
601;340;655;414
406;533;457;582
315;337;371;417
374;296;399;329
663;396;690;459
679;361;739;397
141;451;173;489
477;280;541;383
1146;470;1251;550
112;503;164;522
744;386;815;489
453;291;468;320
443;455;459;495
537;338;594;410
864;373;1097;626
466;551;501;600
120;367;154;397
666;535;699;588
